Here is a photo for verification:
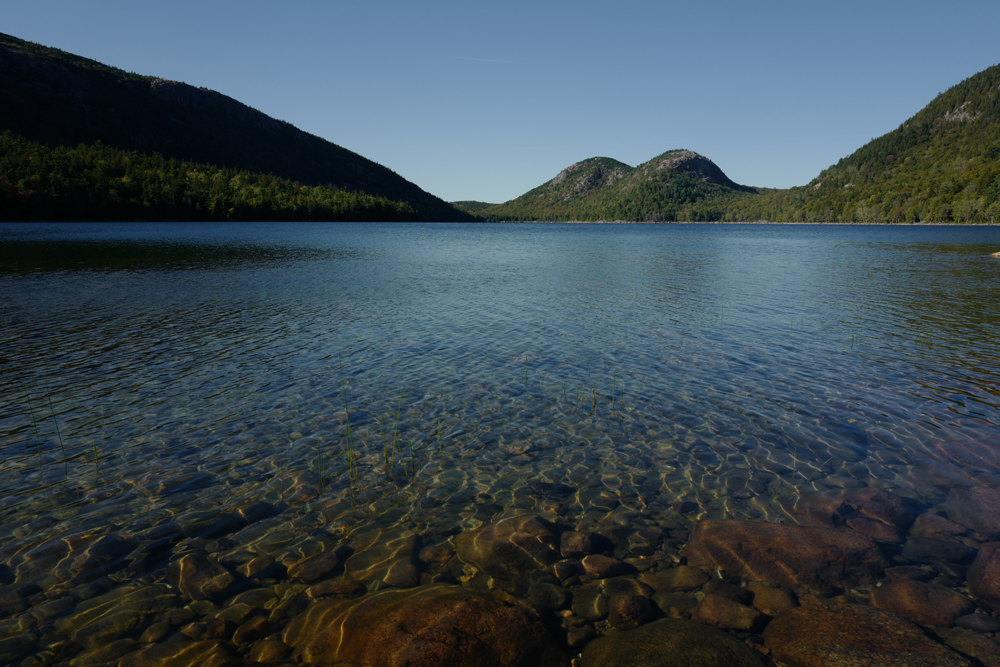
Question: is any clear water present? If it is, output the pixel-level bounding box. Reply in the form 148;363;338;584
2;222;1000;662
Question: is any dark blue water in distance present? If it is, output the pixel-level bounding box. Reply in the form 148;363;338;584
2;221;1000;663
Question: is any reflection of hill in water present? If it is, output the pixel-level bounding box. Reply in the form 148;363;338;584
0;239;371;273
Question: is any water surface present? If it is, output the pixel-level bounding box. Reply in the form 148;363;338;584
2;222;1000;663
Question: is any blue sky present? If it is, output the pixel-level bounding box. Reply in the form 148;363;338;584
5;1;999;203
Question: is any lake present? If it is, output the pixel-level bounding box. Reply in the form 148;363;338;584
2;222;1000;666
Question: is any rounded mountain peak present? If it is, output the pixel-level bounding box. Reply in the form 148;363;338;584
642;150;740;188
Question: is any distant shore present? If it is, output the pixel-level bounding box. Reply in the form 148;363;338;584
494;220;1000;226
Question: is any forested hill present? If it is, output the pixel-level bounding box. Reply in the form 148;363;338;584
0;33;473;221
476;150;757;221
724;63;1000;223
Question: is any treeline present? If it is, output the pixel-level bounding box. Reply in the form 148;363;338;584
0;132;418;221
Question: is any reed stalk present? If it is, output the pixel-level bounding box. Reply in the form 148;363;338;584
19;376;43;480
339;355;357;485
46;395;68;475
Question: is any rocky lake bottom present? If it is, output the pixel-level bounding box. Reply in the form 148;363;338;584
2;222;1000;666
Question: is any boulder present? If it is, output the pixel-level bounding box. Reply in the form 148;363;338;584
559;531;593;559
682;519;887;590
639;566;709;593
167;554;235;601
607;594;653;630
794;487;916;531
747;582;797;616
933;628;1000;666
287;550;340;583
763;601;970;667
871;580;975;627
945;487;1000;538
967;542;1000;601
344;528;420;589
283;585;569;667
691;594;766;632
455;515;561;579
580;618;769;667
581;554;630;579
119;636;240;667
910;514;969;540
923;440;1000;473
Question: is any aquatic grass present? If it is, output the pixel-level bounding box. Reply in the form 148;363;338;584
339;354;358;485
19;375;43;481
437;418;443;458
377;388;403;480
612;371;616;412
316;438;326;495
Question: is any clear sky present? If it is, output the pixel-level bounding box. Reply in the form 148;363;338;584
5;1;999;203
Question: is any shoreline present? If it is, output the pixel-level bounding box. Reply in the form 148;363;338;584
493;220;1000;226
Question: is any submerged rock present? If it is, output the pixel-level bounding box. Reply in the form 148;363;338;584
607;594;653;630
167;554;235;601
119;636;239;667
580;618;769;667
639;565;709;593
691;594;766;632
682;519;887;590
967;542;1000;601
343;528;420;590
945;487;1000;538
283;584;569;667
763;601;970;667
794;487;917;532
933;627;1000;666
455;515;561;579
871;580;975;628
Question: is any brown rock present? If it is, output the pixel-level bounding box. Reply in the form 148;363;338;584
885;565;935;582
287;550;340;583
236;555;274;579
911;514;969;540
639;566;709;592
581;554;630;579
168;554;235;601
571;585;608;621
682;519;887;590
691;594;767;632
248;638;292;663
120;636;241;667
747;582;797;616
551;560;583;581
968;542;1000;601
763;601;970;667
608;594;653;630
283;584;569;667
306;579;367;598
845;516;905;543
455;515;561;580
232;615;279;645
946;487;1000;538
581;618;769;667
59;584;178;649
794;487;916;530
560;531;593;559
871;580;975;627
933;628;1000;667
923;440;1000;473
345;528;420;589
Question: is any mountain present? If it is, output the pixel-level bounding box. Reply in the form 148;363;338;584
479;150;755;221
477;64;1000;224
724;63;1000;223
0;33;473;221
